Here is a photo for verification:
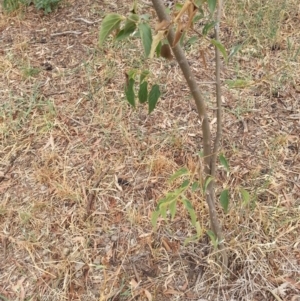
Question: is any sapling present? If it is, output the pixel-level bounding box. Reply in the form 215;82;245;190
99;0;229;268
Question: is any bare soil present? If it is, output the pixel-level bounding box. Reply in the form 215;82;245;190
0;0;299;300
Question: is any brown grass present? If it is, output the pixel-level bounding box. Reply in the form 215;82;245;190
0;0;299;300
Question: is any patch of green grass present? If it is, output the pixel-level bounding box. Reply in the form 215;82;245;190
21;65;41;78
3;0;62;14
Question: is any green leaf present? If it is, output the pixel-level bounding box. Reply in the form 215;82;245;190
182;199;196;226
99;13;124;45
138;23;152;57
207;230;218;248
191;181;200;192
140;70;150;83
175;3;183;10
219;154;230;172
148;84;161;114
203;176;213;193
160;204;167;219
202;21;216;36
193;13;203;23
240;188;250;206
207;0;217;14
155;41;162;58
220;189;229;213
151;210;160;229
169;167;189;183
229;44;242;60
127;69;138;79
225;79;251;88
138;81;148;103
195;221;202;236
140;14;150;21
116;18;137;41
125;78;135;107
185;36;198;47
210;39;228;62
182;198;193;210
180;179;190;189
184;234;198;246
169;200;177;220
198;151;204;157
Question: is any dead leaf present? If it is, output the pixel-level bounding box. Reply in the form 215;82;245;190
200;49;207;69
160;44;173;60
186;2;197;30
174;0;192;23
164;288;183;296
43;134;55;150
172;21;184;47
144;289;153;301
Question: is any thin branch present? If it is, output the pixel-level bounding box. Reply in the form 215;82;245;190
211;0;223;178
151;0;227;267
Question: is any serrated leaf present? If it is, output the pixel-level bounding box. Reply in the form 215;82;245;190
151;210;160;229
169;167;189;182
138;81;148;103
116;18;137;41
210;39;228;62
191;181;199;192
202;21;216;35
207;0;217;14
240;188;250;205
220;189;229;213
140;70;149;83
99;13;124;45
219;153;230;172
169;200;177;220
125;78;135;107
148;84;160;114
138;23;152;57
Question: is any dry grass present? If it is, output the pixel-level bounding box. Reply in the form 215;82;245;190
0;0;299;300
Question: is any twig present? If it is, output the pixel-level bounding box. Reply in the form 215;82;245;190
84;167;110;221
73;17;101;25
50;31;82;37
209;0;228;269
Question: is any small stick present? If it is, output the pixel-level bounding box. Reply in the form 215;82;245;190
73;17;101;25
50;31;82;37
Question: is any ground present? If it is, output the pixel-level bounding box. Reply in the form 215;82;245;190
0;0;299;300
